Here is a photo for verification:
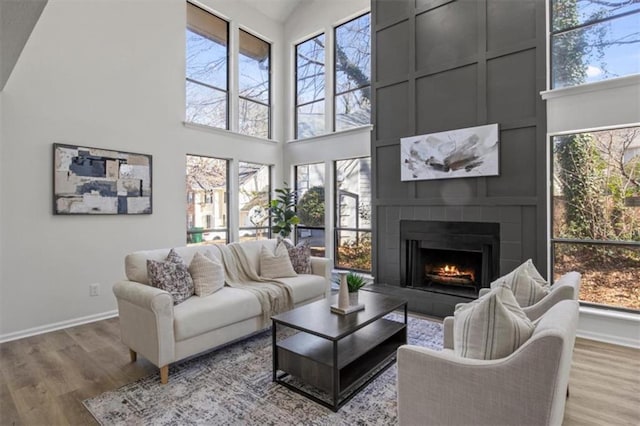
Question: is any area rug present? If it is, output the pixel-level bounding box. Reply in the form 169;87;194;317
84;314;443;425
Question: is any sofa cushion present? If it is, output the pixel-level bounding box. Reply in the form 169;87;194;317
491;259;550;307
277;274;326;304
282;239;312;274
260;243;297;278
147;249;194;305
454;285;535;360
188;252;225;297
173;287;262;341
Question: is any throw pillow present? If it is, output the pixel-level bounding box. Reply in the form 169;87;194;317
454;285;535;360
281;238;312;274
147;249;194;305
260;243;297;279
491;259;550;307
188;252;225;297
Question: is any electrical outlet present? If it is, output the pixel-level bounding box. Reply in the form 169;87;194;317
89;283;100;297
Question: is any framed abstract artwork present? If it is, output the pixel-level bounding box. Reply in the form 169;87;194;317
53;143;152;214
400;123;500;181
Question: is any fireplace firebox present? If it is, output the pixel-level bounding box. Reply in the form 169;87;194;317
401;221;500;298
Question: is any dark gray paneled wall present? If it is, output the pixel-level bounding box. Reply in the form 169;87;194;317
372;0;547;285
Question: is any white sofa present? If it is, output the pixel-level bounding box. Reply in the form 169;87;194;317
112;239;331;383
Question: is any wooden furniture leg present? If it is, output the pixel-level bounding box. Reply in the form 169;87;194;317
129;349;137;362
160;365;169;384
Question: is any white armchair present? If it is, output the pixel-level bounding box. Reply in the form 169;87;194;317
397;300;579;426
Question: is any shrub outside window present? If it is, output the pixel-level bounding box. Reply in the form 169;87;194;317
550;0;640;89
186;155;229;245
551;126;640;311
334;13;371;131
186;3;229;128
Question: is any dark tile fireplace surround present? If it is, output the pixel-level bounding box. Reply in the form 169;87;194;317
368;215;516;318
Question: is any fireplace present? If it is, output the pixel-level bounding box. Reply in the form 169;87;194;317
401;220;500;298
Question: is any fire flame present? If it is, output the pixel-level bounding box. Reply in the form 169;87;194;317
440;265;460;276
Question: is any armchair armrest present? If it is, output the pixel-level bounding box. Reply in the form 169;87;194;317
112;280;175;368
443;316;454;350
523;284;576;322
397;333;563;426
310;256;332;296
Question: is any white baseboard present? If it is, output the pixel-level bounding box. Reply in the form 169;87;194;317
577;306;640;349
0;310;119;344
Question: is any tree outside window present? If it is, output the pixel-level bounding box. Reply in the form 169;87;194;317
295;35;326;139
239;30;271;139
186;3;229;128
295;163;326;256
334;13;371;131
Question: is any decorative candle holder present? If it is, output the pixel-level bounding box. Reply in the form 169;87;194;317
331;271;365;315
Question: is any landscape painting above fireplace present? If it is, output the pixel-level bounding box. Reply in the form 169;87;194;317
400;123;499;181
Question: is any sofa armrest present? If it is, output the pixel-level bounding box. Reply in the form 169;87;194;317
310;256;332;296
112;281;175;368
478;287;491;297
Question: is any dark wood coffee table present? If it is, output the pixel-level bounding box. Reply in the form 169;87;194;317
271;291;407;411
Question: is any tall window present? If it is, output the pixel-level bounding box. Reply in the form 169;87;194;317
334;13;371;131
186;3;229;128
335;157;371;272
550;0;640;89
551;126;640;311
239;30;271;139
239;162;271;240
186;155;229;245
295;163;326;256
295;34;326;139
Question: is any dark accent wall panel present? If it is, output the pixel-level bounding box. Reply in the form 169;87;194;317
371;0;548;315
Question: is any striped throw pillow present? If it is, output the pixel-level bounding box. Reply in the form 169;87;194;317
454;285;535;360
260;243;297;279
491;259;550;307
188;252;225;297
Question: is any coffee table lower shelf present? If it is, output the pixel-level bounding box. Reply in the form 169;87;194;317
273;318;406;411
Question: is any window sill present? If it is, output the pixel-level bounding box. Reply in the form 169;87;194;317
183;121;278;145
540;74;640;100
288;124;373;144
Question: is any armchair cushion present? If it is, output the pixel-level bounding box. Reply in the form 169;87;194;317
491;259;549;307
147;249;194;305
454;285;535;360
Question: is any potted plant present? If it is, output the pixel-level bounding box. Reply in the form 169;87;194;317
269;185;300;238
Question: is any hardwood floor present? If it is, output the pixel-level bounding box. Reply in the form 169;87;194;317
0;317;638;425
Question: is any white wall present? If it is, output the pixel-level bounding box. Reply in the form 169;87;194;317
0;0;285;340
542;75;640;348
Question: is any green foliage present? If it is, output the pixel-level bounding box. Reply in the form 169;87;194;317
269;185;300;238
297;186;325;227
337;233;372;272
334;271;367;292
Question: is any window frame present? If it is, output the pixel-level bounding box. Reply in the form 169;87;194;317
294;33;326;140
333;12;371;132
549;1;640;90
333;156;372;273
186;154;230;245
548;126;640;313
185;2;230;130
238;28;272;139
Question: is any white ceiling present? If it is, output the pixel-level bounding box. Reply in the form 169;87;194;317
242;0;308;23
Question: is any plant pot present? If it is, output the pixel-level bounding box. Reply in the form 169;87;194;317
349;291;359;306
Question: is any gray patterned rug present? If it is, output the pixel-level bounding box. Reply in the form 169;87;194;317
84;314;443;425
